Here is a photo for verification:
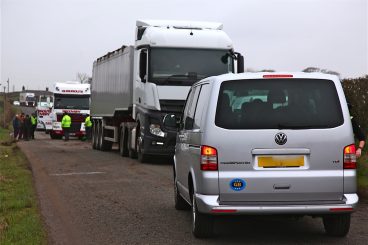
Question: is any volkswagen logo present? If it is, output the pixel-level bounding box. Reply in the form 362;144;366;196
275;132;287;145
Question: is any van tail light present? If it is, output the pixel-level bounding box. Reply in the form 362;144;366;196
343;144;356;169
201;145;218;171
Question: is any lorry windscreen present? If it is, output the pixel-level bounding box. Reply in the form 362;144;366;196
149;48;233;85
54;94;90;110
215;79;344;129
26;97;36;101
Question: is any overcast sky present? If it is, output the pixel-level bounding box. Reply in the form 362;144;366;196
0;0;367;91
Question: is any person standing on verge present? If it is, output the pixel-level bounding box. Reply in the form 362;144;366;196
12;114;20;141
84;114;92;141
30;113;37;139
24;115;32;141
351;116;366;158
18;113;25;140
61;112;72;141
348;103;366;158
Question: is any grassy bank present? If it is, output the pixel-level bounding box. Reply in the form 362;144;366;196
0;128;46;244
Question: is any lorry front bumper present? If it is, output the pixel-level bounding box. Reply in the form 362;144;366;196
195;193;359;215
142;132;176;156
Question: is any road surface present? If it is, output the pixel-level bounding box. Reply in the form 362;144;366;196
17;132;368;245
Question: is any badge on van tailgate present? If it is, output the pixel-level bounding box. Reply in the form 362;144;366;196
230;179;246;191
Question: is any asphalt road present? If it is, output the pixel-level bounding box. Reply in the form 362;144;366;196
17;132;368;245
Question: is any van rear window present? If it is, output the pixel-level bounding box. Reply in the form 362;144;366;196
215;79;344;129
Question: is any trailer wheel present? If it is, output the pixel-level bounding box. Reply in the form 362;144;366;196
119;127;129;157
95;121;101;150
99;124;112;151
92;121;97;149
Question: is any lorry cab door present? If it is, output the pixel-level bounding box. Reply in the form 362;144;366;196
134;48;148;116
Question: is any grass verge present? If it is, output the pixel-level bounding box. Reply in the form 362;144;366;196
0;128;46;245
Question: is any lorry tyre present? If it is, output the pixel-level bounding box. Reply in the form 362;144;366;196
136;125;149;163
95;121;101;150
119;128;129;156
191;189;213;238
100;126;112;151
323;214;351;237
128;130;137;159
92;123;97;149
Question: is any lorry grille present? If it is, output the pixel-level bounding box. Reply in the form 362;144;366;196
159;100;185;113
56;114;87;122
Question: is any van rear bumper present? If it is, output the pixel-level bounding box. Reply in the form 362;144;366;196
195;193;359;215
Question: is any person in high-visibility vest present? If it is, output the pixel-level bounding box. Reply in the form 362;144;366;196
84;114;92;141
30;113;37;139
61;112;72;141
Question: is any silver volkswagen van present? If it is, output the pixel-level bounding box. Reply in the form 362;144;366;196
171;72;358;238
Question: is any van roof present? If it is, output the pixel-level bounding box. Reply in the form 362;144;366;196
202;72;340;85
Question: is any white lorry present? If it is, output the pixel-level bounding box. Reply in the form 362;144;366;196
19;92;36;107
91;20;244;162
50;81;90;139
36;95;54;131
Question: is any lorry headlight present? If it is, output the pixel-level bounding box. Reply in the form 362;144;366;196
149;124;166;138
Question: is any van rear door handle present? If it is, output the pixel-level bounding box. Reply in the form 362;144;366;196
273;184;291;190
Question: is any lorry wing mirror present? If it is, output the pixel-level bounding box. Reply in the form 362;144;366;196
139;50;147;83
236;52;244;73
163;114;180;128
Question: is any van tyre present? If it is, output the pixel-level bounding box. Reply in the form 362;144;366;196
323;213;351;237
191;191;213;238
174;180;190;210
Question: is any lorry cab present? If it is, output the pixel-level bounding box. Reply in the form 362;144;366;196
172;72;358;238
50;82;90;139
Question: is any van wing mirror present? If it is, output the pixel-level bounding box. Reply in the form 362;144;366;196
163;114;180;128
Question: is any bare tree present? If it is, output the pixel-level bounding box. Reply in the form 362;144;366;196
76;72;91;84
302;67;340;77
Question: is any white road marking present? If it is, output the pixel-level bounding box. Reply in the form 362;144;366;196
50;172;106;176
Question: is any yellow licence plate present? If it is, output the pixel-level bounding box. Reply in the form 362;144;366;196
258;156;304;168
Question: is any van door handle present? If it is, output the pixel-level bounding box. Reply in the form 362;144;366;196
273;184;291;190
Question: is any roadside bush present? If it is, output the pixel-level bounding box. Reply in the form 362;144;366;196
342;75;368;136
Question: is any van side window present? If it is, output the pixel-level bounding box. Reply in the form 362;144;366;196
193;84;210;129
182;86;200;130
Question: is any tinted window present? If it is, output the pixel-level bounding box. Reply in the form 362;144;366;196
54;94;90;110
194;84;210;129
215;79;343;129
182;86;200;130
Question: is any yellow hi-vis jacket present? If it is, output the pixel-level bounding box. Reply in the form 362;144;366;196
85;116;92;127
31;115;37;125
61;114;71;128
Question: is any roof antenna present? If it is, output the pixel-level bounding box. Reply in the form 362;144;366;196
190;28;193;36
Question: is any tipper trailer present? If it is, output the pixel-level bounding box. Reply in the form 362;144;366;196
91;20;244;162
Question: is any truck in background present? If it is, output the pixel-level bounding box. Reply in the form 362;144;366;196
50;81;90;139
91;20;244;162
19;92;36;107
36;95;54;132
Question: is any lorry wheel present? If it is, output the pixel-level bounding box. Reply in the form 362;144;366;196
99;124;112;151
119;128;129;157
323;214;351;237
92;123;97;149
95;121;101;150
128;131;137;159
137;136;149;163
191;190;213;238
